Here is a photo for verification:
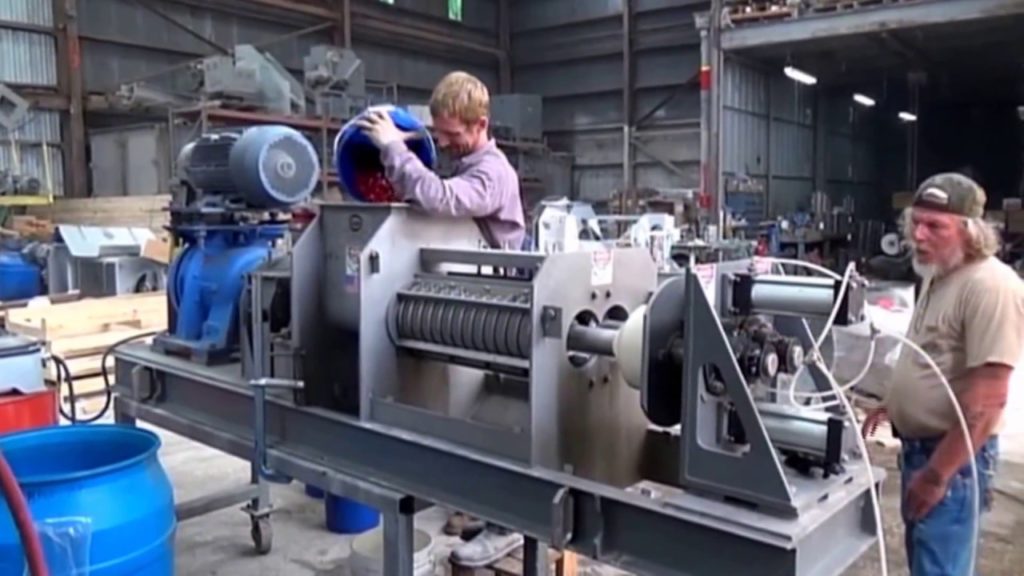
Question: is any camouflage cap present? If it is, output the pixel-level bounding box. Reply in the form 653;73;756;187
912;173;986;219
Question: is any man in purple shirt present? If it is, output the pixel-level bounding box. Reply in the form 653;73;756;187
356;71;527;566
355;71;526;251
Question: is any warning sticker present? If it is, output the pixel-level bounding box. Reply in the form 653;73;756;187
591;248;614;287
694;263;717;304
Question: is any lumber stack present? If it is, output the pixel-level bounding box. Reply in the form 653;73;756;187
24;194;170;233
5;292;167;416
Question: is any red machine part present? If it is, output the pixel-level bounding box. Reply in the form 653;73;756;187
0;390;57;435
355;170;397;203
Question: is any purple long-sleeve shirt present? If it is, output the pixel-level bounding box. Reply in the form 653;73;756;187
380;139;526;250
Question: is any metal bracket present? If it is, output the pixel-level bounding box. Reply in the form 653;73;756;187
541;306;562;338
249;377;304;484
550;487;574;549
0;83;30;131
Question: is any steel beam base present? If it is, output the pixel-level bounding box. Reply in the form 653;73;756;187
115;344;883;576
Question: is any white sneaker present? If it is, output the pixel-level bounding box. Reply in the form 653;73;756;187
450;528;524;567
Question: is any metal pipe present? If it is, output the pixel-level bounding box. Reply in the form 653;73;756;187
748;275;838;318
756;403;846;465
566;324;619;357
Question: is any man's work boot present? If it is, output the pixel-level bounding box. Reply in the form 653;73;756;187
443;511;485;538
450;527;524;568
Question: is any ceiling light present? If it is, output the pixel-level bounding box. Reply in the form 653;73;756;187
898;111;918;122
853;93;876;107
783;66;817;86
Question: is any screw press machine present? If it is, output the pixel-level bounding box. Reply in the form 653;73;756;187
113;125;882;576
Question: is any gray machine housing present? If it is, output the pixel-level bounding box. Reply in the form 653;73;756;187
249;204;879;515
197;45;306;116
491;94;544;141
303;46;367;119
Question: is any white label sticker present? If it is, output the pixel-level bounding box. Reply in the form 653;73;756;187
344;245;361;292
591;248;614;286
694;263;717;304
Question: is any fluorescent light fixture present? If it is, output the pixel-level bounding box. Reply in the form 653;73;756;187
783;66;817;86
853;93;876;107
898;111;918;122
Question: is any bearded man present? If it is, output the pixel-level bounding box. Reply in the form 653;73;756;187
865;173;1024;576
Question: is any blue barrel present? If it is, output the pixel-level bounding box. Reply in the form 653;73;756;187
0;251;41;301
325;494;380;534
334;105;437;201
0;425;176;575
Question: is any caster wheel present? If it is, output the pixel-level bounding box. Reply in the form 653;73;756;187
251;517;273;555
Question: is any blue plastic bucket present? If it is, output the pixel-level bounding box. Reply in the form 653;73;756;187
325;494;380;534
0;251;42;301
305;484;325;499
0;424;176;575
333;105;437;201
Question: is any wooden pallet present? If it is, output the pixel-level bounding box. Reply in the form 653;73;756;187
728;2;797;23
808;0;891;13
4;292;167;414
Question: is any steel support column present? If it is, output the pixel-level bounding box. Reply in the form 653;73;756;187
53;0;87;198
498;0;512;92
621;0;635;214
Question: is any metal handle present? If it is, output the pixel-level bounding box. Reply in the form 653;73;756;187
249;378;304;484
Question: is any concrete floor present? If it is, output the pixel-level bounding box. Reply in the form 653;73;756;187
155;406;1024;576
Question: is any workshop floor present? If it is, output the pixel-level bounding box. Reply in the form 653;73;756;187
159;387;1024;576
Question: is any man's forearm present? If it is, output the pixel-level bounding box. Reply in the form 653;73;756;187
926;369;1008;481
380;141;446;208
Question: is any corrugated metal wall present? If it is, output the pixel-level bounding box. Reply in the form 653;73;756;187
77;0;499;106
0;0;65;195
721;58;877;220
511;0;705;202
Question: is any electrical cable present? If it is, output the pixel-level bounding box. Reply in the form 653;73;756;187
761;258;888;575
760;256;982;575
51;354;78;424
51;331;160;425
872;326;981;575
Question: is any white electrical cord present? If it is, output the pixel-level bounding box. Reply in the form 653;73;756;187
759;256;982;575
872;327;981;575
761;258;889;576
785;262;856;409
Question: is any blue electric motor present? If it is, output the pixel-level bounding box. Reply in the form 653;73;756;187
154;125;320;364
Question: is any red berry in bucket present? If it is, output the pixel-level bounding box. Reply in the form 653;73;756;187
355;169;397;203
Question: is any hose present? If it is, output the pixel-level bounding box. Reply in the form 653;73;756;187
761;256;982;575
53;331;161;425
0;448;49;576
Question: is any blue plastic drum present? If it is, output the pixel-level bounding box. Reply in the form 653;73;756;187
325;494;380;534
0;251;42;301
0;425;176;575
334;105;437;201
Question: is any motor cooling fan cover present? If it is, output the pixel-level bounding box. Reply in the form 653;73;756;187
229;125;321;209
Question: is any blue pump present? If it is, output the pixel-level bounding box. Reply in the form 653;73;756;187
155;125;319;364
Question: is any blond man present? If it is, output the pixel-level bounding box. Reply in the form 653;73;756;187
866;173;1024;575
357;71;526;566
356;71;526;251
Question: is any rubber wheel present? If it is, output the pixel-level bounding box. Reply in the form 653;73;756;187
251;517;273;555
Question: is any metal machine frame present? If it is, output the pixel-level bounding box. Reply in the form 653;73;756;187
113;203;882;576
